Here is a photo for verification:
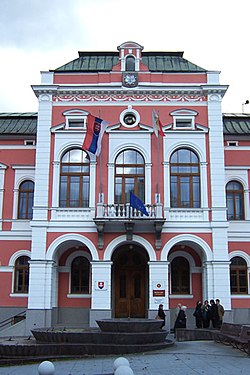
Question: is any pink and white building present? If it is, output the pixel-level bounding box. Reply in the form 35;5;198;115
0;41;249;334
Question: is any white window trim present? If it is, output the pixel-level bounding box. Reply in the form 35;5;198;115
65;115;87;130
12;167;35;220
227;141;238;147
173;115;195;130
66;250;91;295
63;109;89;130
168;251;195;296
9;250;31;295
120;107;140;128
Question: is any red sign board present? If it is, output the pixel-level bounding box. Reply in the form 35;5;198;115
153;290;165;297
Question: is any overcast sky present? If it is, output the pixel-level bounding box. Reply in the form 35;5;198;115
0;0;249;114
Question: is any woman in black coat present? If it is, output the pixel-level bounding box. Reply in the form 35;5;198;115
174;305;187;336
193;300;203;328
157;304;166;328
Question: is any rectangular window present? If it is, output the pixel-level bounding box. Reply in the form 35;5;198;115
174;117;194;129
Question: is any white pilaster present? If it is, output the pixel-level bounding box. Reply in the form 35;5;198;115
148;261;169;310
0;165;7;230
91;261;112;309
211;261;231;310
208;94;227;222
28;259;55;309
32;93;52;220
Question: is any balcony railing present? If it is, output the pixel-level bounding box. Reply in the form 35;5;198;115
96;203;163;219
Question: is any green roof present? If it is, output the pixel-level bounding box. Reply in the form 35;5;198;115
1;113;250;137
223;113;250;135
0;113;37;135
54;51;206;73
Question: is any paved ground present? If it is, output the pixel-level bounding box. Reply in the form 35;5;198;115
0;338;249;375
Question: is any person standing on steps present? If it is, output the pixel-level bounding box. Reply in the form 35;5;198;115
156;304;166;328
216;299;225;329
201;300;211;329
193;301;203;328
210;299;219;329
174;305;187;337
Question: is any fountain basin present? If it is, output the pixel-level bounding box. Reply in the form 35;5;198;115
96;318;164;332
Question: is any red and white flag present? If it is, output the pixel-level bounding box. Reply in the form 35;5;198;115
152;109;164;137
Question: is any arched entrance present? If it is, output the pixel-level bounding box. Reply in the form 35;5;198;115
112;244;149;318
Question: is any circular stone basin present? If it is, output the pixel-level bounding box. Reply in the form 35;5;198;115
96;318;164;332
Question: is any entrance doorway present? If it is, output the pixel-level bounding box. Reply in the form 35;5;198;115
112;245;148;318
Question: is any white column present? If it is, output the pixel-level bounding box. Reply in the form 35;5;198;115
203;261;214;301
91;261;112;309
32;93;52;221
148;261;169;310
89;159;97;208
208;94;227;222
145;162;152;204
28;260;55;309
0;166;7;230
108;163;115;204
212;261;231;310
200;162;209;214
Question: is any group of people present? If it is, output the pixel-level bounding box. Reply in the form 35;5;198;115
157;303;188;331
193;299;224;329
156;298;224;333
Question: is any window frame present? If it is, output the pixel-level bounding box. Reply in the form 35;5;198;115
114;149;145;204
70;255;91;295
230;256;248;294
170;148;201;208
17;180;34;220
170;256;190;295
173;116;194;130
13;256;30;294
59;148;90;208
226;180;245;221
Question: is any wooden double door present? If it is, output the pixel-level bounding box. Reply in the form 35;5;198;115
113;246;148;318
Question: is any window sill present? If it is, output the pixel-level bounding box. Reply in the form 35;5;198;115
231;294;249;298
67;294;91;299
10;293;28;298
169;294;194;299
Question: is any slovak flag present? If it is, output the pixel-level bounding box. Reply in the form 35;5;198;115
152;109;164;137
82;115;109;156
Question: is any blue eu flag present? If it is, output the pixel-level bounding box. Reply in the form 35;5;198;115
130;192;149;216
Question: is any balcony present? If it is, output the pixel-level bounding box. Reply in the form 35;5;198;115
94;202;165;250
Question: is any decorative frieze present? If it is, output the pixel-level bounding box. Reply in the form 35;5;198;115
53;94;206;103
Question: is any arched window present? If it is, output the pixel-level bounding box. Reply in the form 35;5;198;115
71;256;90;294
170;148;200;208
171;256;190;294
59;148;90;207
125;56;135;71
226;181;244;220
18;180;34;219
230;256;248;294
115;149;145;203
14;256;30;293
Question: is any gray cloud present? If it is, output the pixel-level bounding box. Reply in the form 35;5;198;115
0;0;86;50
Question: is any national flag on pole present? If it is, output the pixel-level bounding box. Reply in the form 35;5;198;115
82;115;109;156
152;109;164;137
130;192;149;216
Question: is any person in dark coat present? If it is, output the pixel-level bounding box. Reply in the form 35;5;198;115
201;300;211;328
174;305;187;336
157;304;166;328
210;299;219;329
193;300;203;328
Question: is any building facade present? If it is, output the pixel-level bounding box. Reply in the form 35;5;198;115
0;41;249;334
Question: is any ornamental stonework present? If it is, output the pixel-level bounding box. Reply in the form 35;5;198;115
53;94;207;103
